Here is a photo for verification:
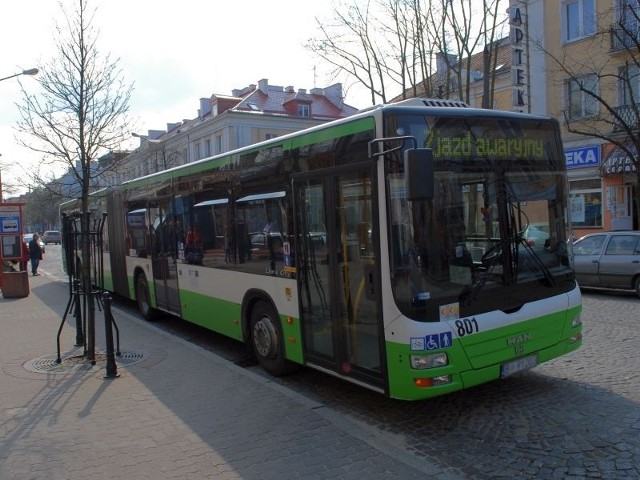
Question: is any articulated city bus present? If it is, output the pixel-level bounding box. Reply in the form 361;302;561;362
63;98;582;400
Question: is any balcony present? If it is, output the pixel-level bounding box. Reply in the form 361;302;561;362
613;104;640;132
610;23;640;52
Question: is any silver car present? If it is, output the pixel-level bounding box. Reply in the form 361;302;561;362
572;231;640;297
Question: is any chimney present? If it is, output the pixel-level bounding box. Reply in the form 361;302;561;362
199;97;212;118
258;78;269;94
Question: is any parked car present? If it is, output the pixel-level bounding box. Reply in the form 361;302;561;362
572;231;640;297
42;230;62;245
23;233;46;253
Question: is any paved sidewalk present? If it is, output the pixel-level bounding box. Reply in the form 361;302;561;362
0;273;460;480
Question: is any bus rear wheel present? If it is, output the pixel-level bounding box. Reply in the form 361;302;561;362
136;273;157;321
250;302;295;376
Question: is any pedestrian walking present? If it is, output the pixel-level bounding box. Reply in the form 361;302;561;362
28;233;44;276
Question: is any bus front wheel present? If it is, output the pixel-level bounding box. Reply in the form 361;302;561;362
136;273;157;321
250;302;293;376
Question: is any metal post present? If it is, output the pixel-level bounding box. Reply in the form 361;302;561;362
74;278;84;346
102;292;119;379
84;211;96;365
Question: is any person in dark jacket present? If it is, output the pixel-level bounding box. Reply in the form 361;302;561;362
29;233;44;276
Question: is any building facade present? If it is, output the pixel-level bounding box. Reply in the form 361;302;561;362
396;1;639;237
526;0;639;237
121;79;357;183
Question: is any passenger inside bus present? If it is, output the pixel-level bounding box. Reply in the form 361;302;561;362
184;224;203;264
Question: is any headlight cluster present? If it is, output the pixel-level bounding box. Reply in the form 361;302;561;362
410;352;448;369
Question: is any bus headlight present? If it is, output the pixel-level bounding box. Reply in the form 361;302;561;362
410;352;448;369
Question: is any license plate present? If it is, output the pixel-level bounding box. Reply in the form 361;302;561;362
500;354;538;378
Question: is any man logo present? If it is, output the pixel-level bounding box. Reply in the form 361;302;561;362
507;333;531;347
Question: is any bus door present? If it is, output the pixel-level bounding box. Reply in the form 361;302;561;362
294;164;384;389
149;198;181;315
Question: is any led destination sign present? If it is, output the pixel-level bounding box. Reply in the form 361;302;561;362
427;132;546;159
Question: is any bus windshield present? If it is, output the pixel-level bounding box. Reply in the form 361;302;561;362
385;113;575;320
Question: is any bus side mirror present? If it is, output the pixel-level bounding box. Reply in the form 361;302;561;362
404;148;434;201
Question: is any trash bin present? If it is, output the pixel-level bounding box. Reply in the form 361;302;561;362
1;271;30;298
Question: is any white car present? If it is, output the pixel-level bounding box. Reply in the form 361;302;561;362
573;231;640;297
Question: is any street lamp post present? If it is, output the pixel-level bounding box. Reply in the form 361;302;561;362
0;67;39;83
0;67;39;202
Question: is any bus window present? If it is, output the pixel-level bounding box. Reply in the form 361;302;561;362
190;196;229;266
126;206;149;257
233;191;291;277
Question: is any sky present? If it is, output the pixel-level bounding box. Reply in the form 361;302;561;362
0;0;370;197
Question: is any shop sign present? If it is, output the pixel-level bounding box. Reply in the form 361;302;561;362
509;3;528;112
602;143;638;176
564;145;600;169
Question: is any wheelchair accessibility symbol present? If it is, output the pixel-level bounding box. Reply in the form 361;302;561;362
425;332;453;351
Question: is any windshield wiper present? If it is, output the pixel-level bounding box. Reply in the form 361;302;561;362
515;234;557;287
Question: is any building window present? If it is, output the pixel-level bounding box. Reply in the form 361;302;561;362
562;0;596;43
569;178;602;227
265;133;277;140
216;135;223;154
205;139;211;157
619;63;640;105
298;104;310;117
567;74;599;119
194;142;201;160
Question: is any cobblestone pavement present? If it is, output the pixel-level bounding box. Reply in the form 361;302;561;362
15;247;640;479
113;283;639;479
243;291;640;480
0;273;456;480
151;290;640;480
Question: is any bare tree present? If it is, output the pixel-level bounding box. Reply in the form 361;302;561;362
538;5;640;229
307;0;507;106
430;0;506;106
14;0;133;360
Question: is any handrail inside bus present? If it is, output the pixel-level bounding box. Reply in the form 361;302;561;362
368;136;418;158
236;191;286;203
193;198;229;207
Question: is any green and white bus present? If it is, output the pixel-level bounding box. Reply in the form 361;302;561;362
67;98;582;400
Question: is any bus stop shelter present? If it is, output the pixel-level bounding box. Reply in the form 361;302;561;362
0;203;29;298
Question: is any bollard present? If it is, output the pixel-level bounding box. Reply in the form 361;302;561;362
102;292;119;379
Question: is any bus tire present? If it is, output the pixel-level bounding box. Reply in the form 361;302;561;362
250;301;294;376
136;273;157;321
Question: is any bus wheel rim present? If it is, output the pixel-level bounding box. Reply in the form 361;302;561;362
253;316;277;358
